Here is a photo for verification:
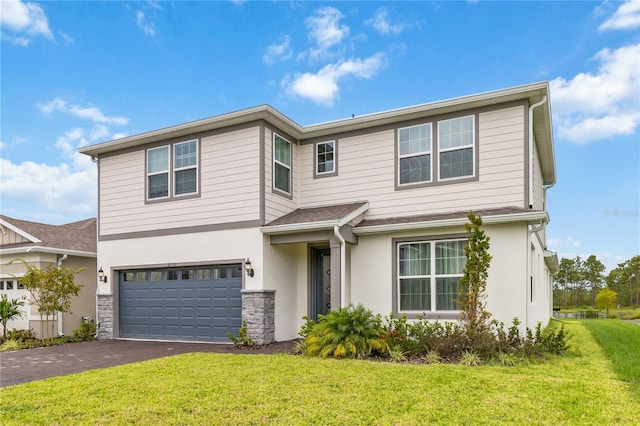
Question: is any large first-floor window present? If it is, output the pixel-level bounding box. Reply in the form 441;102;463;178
397;238;467;313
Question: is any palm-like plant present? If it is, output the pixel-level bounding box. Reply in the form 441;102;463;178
0;294;25;340
304;304;387;359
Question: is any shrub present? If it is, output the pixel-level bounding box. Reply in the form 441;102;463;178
459;351;482;366
388;346;407;362
382;313;419;355
304;304;386;359
425;350;441;364
0;338;22;352
8;328;37;343
298;316;316;339
409;320;467;360
227;321;256;347
72;321;97;341
494;352;518;367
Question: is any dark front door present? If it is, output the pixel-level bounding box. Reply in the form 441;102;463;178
311;248;331;321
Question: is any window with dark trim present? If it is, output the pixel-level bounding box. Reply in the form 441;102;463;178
397;239;466;313
273;133;292;194
316;141;335;175
438;115;474;180
398;123;432;185
146;139;199;200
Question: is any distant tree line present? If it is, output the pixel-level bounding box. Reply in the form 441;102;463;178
553;255;640;308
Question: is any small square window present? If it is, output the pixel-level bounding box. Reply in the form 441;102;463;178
150;271;164;281
196;269;211;280
6;280;14;290
315;141;336;176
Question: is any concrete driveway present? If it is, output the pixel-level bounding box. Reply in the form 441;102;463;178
0;339;296;387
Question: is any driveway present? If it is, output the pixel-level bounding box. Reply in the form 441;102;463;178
0;339;296;387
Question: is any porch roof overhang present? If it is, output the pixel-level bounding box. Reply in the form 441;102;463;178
260;202;369;243
353;207;549;235
544;250;560;274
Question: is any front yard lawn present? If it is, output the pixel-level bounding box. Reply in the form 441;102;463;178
1;321;638;425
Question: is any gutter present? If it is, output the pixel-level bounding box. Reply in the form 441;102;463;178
57;254;68;337
354;211;549;235
528;96;548;209
0;246;96;258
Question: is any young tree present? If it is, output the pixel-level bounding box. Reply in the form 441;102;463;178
459;212;493;354
8;259;84;340
595;288;617;315
0;294;25;340
584;255;605;307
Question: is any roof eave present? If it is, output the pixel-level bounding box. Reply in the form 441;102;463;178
0;246;97;258
260;220;341;235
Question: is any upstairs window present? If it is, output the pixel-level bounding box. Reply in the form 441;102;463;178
438;115;474;180
316;141;335;175
398;123;432;185
147;140;198;201
147;146;169;199
273;134;292;195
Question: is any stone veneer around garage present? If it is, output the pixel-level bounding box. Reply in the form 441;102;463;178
241;289;276;345
96;293;114;339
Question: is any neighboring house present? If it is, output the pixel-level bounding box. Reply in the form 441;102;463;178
79;81;558;344
0;216;97;338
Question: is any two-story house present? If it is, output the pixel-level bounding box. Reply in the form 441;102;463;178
79;81;558;344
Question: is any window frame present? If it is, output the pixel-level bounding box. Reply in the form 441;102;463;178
273;133;292;196
393;235;467;319
314;140;338;178
437;115;476;181
145;139;200;203
397;123;433;186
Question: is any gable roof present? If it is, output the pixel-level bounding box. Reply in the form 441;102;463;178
0;215;97;256
78;81;555;185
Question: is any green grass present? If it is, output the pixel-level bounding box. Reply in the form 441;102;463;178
1;321;639;425
581;319;640;394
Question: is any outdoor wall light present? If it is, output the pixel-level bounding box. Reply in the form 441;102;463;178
245;259;254;277
98;267;108;283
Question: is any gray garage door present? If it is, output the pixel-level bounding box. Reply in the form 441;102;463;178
119;265;242;342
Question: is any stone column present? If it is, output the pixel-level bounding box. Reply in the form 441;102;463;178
241;289;276;345
96;294;114;339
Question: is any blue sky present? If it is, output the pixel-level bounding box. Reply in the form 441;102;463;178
1;0;638;271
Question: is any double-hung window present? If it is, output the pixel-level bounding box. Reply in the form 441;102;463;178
438;115;474;180
398;123;432;185
273;133;292;194
398;239;466;313
146;139;198;200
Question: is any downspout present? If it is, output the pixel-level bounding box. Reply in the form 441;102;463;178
57;254;68;336
333;225;347;308
528;96;548;209
526;221;546;328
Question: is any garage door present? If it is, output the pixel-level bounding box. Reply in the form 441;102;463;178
119;265;242;342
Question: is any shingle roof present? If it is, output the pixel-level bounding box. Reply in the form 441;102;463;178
0;215;96;254
266;202;368;226
356;207;537;227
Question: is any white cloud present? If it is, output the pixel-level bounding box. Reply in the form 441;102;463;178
263;35;293;65
304;7;349;61
136;10;156;37
365;8;404;35
38;98;130;126
548;236;582;248
599;0;640;31
0;157;97;217
0;0;54;46
283;53;387;105
550;43;640;143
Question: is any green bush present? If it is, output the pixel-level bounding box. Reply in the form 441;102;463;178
304;304;386;359
408;319;467;360
72;321;97;341
227;321;256;347
8;328;37;343
0;338;22;352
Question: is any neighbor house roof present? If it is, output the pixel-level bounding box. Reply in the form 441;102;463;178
78;81;555;185
0;215;97;256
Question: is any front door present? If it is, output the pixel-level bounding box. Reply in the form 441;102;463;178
311;248;331;321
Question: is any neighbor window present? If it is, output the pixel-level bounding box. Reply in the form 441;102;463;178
398;123;432;185
398;239;466;312
273;134;292;194
438;115;474;180
316;141;335;175
147;140;198;200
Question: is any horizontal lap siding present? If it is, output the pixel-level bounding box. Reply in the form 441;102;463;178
298;105;526;219
99;127;261;236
